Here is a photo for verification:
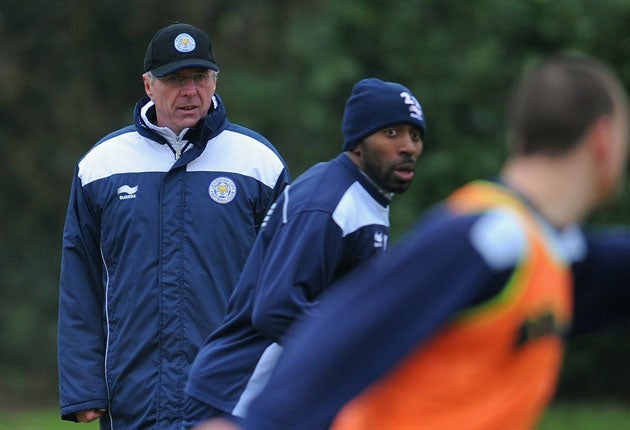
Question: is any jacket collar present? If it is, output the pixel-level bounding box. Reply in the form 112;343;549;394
133;94;229;149
337;153;391;207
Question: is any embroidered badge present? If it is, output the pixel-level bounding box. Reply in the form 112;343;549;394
208;177;237;204
174;33;196;52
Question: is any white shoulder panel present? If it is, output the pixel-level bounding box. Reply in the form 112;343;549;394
469;208;527;271
332;182;390;237
188;130;284;188
78;132;173;185
549;223;587;263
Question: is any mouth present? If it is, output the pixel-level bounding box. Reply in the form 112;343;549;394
394;163;416;182
178;105;198;111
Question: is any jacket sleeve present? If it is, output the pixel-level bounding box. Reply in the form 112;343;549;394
571;227;630;335
57;167;109;421
251;211;345;343
255;166;290;231
243;214;497;430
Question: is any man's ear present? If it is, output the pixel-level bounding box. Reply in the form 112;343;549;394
587;115;613;166
349;141;363;156
143;74;153;99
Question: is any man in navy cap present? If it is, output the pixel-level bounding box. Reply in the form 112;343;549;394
184;78;426;428
57;22;289;428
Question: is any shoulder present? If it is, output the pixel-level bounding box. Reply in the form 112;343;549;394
80;125;139;161
398;205;524;271
199;126;288;188
77;125;142;184
94;125;139;147
283;159;352;209
225;123;272;145
224;123;285;161
286;160;388;233
468;208;527;271
332;182;389;235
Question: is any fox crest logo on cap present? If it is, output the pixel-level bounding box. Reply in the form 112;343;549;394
144;23;219;76
174;33;196;52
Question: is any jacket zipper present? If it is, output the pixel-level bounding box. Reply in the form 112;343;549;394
174;136;182;160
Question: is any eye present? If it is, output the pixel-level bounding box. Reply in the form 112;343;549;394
192;73;210;84
162;75;185;85
383;128;398;137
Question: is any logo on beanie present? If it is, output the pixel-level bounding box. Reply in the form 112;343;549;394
400;92;424;121
174;33;196;52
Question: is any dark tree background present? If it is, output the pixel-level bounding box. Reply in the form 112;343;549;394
1;0;629;409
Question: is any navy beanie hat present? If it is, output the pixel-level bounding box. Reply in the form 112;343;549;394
342;78;426;151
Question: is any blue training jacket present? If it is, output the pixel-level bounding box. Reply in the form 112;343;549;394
185;153;391;416
57;95;289;429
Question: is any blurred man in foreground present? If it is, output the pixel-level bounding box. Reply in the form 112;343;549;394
199;53;630;429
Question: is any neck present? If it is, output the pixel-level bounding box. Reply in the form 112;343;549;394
500;152;596;228
344;152;394;200
358;170;394;200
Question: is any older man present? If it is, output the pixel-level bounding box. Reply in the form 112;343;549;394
57;22;289;428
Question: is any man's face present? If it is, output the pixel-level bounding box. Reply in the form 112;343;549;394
353;124;424;194
143;67;217;134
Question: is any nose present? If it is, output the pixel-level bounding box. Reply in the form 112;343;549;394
180;77;198;94
400;131;423;158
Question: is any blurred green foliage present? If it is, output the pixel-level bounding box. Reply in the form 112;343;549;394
1;0;629;408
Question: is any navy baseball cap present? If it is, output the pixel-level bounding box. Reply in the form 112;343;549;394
144;23;219;77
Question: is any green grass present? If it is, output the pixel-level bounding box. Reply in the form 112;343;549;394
539;400;630;429
0;409;98;430
0;401;629;429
